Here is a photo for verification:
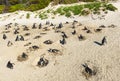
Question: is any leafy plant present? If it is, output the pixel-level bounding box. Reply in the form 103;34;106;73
71;5;83;15
9;4;25;12
54;2;117;17
65;12;71;17
39;13;48;20
106;4;117;11
26;13;30;19
56;7;63;14
0;5;5;13
47;9;51;13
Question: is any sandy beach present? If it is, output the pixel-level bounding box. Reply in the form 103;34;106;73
0;1;120;81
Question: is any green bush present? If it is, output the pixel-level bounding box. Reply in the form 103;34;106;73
25;0;51;11
55;2;117;17
57;5;83;15
0;0;51;13
56;7;63;14
47;9;50;13
0;5;5;13
71;5;83;15
9;4;25;12
60;12;65;15
39;13;48;20
63;7;70;13
26;13;30;19
65;12;71;17
0;0;117;14
52;11;57;15
106;4;117;11
84;2;102;11
26;4;40;11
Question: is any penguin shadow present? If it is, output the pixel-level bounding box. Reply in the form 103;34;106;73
94;36;107;46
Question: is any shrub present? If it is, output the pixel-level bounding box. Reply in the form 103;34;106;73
54;2;117;17
52;11;57;15
26;13;30;19
84;2;102;11
26;4;40;11
71;5;83;15
56;7;66;15
0;0;51;13
0;5;5;13
25;0;51;11
65;12;71;17
60;12;65;15
56;7;63;13
39;13;48;20
106;4;117;11
9;4;25;12
47;9;50;13
63;7;70;12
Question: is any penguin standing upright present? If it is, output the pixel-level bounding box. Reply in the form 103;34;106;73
3;34;7;40
101;36;107;45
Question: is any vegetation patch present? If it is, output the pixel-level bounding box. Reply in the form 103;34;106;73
65;11;71;17
26;13;30;19
35;2;117;19
39;12;48;20
9;4;25;12
54;2;117;17
106;4;117;11
0;5;5;13
0;2;117;20
0;0;51;13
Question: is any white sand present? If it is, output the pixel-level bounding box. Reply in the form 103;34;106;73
0;1;120;81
